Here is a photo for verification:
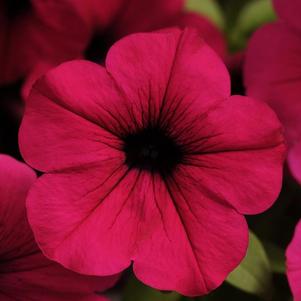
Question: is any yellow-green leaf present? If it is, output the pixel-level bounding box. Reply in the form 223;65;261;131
226;231;273;299
186;0;225;29
230;0;276;50
264;241;286;274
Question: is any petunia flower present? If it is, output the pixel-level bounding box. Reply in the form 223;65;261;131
286;220;301;301
0;154;119;300
244;0;301;184
0;0;90;85
19;28;285;296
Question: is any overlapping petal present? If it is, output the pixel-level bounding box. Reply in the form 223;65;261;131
19;61;124;172
0;154;36;260
0;251;113;301
245;22;301;144
0;155;119;300
26;164;133;275
134;170;248;296
106;29;230;125
179;95;285;214
274;0;301;32
245;22;301;182
26;165;248;296
0;0;90;84
166;12;226;59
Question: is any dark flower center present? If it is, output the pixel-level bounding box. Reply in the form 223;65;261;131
84;32;114;64
123;127;183;176
4;0;31;19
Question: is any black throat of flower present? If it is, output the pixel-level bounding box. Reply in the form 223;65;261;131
123;127;184;176
4;0;31;20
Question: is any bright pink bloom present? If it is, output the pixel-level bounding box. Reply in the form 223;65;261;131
0;0;90;85
20;29;285;296
0;154;118;300
286;220;301;301
244;0;301;183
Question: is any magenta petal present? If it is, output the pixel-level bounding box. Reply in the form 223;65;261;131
288;143;301;184
0;251;117;300
245;22;301;182
26;164;134;275
166;12;226;59
286;220;301;300
133;172;248;296
72;0;124;29
27;167;248;297
21;61;56;100
19;61;124;172
106;29;230;121
181;95;285;214
109;0;184;38
245;22;301;145
0;155;119;300
274;0;301;32
0;1;90;84
0;155;37;260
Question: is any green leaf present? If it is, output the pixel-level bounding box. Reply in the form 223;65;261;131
263;241;286;274
217;0;254;29
185;0;225;29
237;0;276;33
229;0;276;51
226;231;273;299
123;274;181;301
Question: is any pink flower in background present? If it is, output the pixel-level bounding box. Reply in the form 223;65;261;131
20;29;285;296
0;0;90;85
273;0;301;33
82;0;226;62
20;0;185;98
104;0;184;36
286;220;301;301
18;0;226;100
0;154;118;300
244;0;301;184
